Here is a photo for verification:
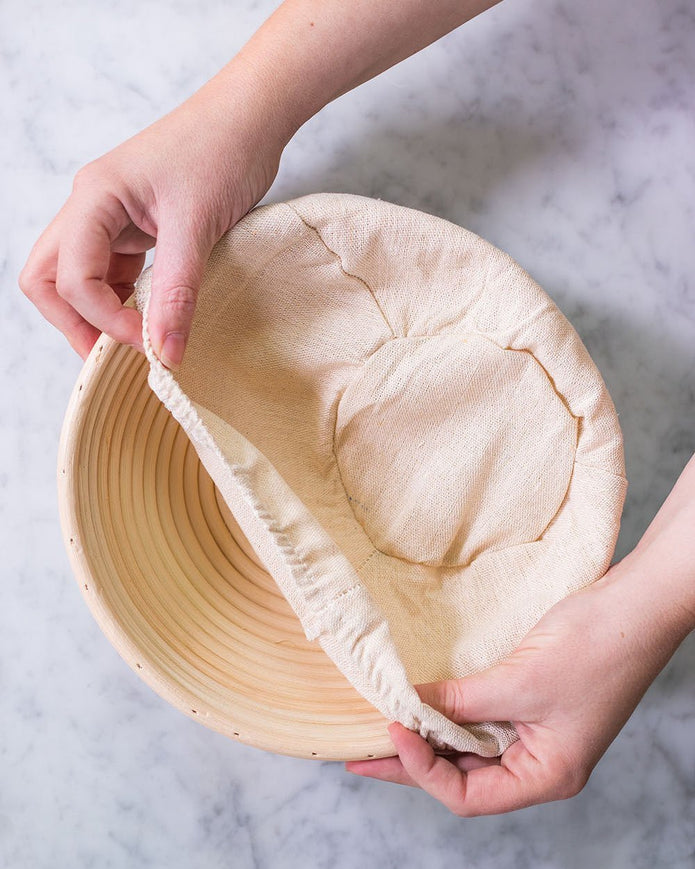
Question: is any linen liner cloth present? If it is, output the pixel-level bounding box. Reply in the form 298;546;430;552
134;192;627;757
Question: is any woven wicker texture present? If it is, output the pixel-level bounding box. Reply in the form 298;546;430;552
58;340;393;760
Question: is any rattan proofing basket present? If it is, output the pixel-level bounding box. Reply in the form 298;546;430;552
57;336;393;761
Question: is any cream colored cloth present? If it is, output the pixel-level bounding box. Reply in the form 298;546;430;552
134;193;626;756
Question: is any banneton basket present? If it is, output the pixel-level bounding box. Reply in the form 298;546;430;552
58;193;627;761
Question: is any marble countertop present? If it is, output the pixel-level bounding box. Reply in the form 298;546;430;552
2;0;694;865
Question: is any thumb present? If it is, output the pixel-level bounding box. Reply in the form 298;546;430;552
148;220;215;370
415;660;523;726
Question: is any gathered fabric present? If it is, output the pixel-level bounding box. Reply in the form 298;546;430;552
134;193;626;756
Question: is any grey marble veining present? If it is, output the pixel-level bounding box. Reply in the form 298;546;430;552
2;0;694;866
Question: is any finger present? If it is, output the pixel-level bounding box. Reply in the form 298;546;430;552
105;251;147;292
453;740;555;815
111;222;156;256
452;753;501;773
105;250;148;332
386;723;474;814
28;278;103;360
391;724;552;816
415;661;524;725
147;218;215;370
56;201;143;347
104;252;147;353
20;225;102;359
346;748;498;786
345;755;418;787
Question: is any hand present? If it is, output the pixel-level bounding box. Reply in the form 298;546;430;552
347;565;690;815
346;455;695;815
19;0;502;366
19;69;286;367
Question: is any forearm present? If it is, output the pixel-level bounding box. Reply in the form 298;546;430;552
600;452;695;645
197;0;501;149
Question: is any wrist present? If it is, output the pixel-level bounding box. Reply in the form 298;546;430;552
204;54;305;153
205;0;502;152
629;543;695;636
180;54;301;179
597;454;695;639
598;541;695;647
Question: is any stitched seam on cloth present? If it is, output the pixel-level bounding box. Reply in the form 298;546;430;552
574;461;628;480
534;447;577;543
519;403;581;547
356;549;379;573
445;331;583;424
330;331;583;569
282;207;589;567
307;583;362;621
510;346;580;422
326;371;395;564
285;203;397;340
137;280;341;641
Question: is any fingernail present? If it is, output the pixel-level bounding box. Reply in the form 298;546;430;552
160;331;186;371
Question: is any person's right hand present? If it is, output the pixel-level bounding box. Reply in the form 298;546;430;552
19;72;287;368
347;453;695;815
